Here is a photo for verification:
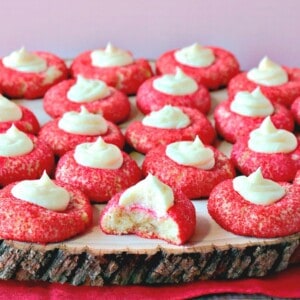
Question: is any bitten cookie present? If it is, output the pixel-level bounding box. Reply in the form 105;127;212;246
100;174;196;245
70;43;153;95
125;105;216;154
214;87;294;143
55;137;142;202
39;106;124;157
0;172;92;243
0;94;40;134
142;137;235;199
208;168;300;238
228;56;300;107
136;68;211;115
156;43;240;90
0;125;55;187
43;75;131;124
231;117;300;182
0;48;68;99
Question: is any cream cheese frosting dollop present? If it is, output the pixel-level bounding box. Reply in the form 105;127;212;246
58;106;108;135
247;56;288;86
142;105;191;129
233;168;285;205
91;43;134;67
0;94;22;122
0;125;33;156
119;174;174;217
67;75;111;103
248;116;297;153
174;43;215;67
2;47;47;73
153;67;198;95
230;87;274;117
11;171;70;211
74;137;123;169
166;136;215;169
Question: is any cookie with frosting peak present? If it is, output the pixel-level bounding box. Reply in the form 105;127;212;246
0;172;92;243
228;56;300;107
208;168;300;238
156;43;240;90
70;43;153;95
0;47;68;99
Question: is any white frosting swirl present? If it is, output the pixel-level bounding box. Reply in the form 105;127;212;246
0;94;22;121
142;105;191;129
11;171;70;211
230;87;274;117
119;174;174;217
58;106;108;135
67;75;111;103
2;47;47;73
233;168;285;205
174;43;215;67
153;67;198;95
0;125;33;156
91;43;134;67
248;116;297;153
74;137;123;169
247;57;288;86
166;136;215;169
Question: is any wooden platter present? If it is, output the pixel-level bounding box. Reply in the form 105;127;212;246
0;89;298;286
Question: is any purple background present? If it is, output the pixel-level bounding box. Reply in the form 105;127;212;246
1;0;299;70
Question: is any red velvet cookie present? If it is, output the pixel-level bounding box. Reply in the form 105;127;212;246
208;179;300;238
136;75;211;115
125;106;216;154
0;134;55;186
55;150;142;203
43;79;131;123
228;67;300;107
0;104;40;135
0;50;68;99
100;186;196;245
142;144;235;199
0;182;92;243
294;170;300;185
214;100;294;143
231;135;300;182
39;118;124;157
70;49;153;95
291;96;300;126
156;46;240;90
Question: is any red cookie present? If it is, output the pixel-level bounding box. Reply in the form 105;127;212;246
231;135;300;182
125;106;216;154
291;96;300;126
70;51;153;95
39;118;124;157
43;79;131;124
294;170;300;185
136;76;211;115
0;182;92;243
214;100;294;143
142;144;235;199
0;104;40;135
228;68;300;107
0;51;68;99
156;47;240;90
208;179;300;238
0;134;55;187
55;151;142;203
99;188;196;245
